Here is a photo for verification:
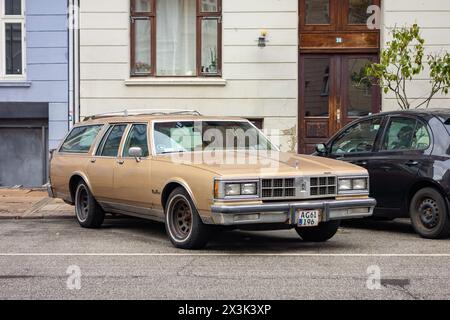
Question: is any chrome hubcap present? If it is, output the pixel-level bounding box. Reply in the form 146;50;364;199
418;198;439;229
76;187;89;222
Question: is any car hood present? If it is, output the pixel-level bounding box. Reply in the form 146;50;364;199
163;150;367;178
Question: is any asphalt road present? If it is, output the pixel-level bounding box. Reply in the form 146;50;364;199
0;217;449;300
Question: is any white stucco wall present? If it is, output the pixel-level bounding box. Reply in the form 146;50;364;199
382;0;450;111
79;0;299;151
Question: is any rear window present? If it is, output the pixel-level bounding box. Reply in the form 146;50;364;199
60;125;103;153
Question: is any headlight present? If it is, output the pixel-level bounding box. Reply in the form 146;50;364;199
241;183;257;195
338;179;352;191
225;184;241;196
338;177;369;193
352;178;367;190
215;180;259;199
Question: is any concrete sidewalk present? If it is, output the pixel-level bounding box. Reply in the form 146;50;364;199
0;189;74;219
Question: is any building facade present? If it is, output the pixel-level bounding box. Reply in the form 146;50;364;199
0;0;70;187
75;0;450;154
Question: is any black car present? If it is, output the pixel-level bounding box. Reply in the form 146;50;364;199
315;109;450;239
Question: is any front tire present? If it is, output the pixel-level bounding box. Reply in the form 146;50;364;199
165;187;211;250
409;187;450;239
75;182;105;228
295;220;340;242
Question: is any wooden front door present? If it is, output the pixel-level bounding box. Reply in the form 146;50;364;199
299;54;380;154
298;0;381;154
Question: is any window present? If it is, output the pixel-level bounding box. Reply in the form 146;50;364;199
1;0;25;79
97;125;127;157
123;124;149;157
300;0;380;31
381;118;431;151
60;125;103;154
331;117;382;154
130;0;222;77
154;121;273;155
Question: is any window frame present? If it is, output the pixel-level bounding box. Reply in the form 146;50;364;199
121;123;150;158
299;0;381;32
330;116;383;156
130;0;222;78
379;116;432;153
59;124;104;154
0;0;26;80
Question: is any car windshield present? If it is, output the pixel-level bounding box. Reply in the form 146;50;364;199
153;121;274;154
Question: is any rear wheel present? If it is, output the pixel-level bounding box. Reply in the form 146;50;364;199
165;187;211;250
409;187;450;239
75;182;105;228
295;220;340;242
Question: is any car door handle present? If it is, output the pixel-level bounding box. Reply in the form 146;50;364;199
117;160;125;165
351;160;368;166
405;160;419;167
90;159;96;164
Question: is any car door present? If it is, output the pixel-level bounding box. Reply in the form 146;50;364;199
86;124;128;203
326;116;385;201
367;116;432;212
113;123;152;212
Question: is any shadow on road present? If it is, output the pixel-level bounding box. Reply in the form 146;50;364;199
341;218;416;235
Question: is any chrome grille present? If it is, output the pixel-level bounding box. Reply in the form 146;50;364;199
310;176;336;196
261;178;296;199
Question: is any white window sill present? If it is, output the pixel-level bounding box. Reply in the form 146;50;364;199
0;80;31;87
125;77;227;87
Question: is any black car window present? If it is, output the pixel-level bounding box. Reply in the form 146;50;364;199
122;124;149;157
97;124;127;157
331;118;382;155
60;125;103;153
381;118;430;151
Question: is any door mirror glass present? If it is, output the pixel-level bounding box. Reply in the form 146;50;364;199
331;118;382;155
129;147;143;158
315;143;327;154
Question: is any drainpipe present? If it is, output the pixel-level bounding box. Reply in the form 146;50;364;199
68;0;80;128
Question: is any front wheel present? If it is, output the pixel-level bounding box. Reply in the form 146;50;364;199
409;188;450;239
165;187;211;250
295;220;340;242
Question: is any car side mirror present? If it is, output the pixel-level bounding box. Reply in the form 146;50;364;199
129;147;143;162
315;143;328;155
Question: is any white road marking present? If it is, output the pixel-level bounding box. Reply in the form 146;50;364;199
0;253;450;257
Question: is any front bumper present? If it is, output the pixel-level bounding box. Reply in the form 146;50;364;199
210;198;376;226
45;183;55;198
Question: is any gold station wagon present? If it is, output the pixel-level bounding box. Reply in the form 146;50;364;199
47;110;376;249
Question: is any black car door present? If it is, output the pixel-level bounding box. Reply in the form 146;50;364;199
367;115;432;214
326;116;385;200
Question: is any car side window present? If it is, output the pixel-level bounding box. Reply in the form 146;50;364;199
122;124;149;157
381;118;430;151
97;124;127;157
60;125;103;153
331;118;382;155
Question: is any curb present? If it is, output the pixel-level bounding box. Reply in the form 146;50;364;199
0;215;75;220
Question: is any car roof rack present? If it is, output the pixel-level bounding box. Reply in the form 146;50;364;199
83;109;203;121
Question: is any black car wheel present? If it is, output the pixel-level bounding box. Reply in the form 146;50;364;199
410;187;450;239
165;187;211;250
295;220;341;242
75;182;105;228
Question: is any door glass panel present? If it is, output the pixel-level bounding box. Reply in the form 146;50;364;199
201;0;219;12
133;0;152;12
123;124;149;157
349;0;372;24
347;58;373;117
304;58;330;117
331;117;382;154
100;125;127;157
305;0;330;25
381;118;430;151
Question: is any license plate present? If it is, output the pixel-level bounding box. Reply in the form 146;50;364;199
297;210;320;227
